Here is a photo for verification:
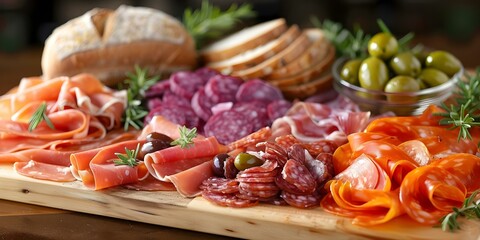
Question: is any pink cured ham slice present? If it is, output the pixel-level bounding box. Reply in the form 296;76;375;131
146;157;211;181
123;175;176;191
166;160;215;197
334;154;391;191
14;160;75;182
204;110;254;145
204;75;243;103
235;79;284;103
0;149;72;166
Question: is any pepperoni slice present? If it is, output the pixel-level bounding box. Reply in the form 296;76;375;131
280;191;321;208
282;159;316;194
430;153;480;193
400;166;466;225
397;140;431;166
202;191;258;208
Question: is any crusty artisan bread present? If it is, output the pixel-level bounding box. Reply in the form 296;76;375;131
267;40;335;88
206;25;300;75
200;18;287;63
41;5;197;86
280;71;333;100
266;29;328;80
231;31;311;79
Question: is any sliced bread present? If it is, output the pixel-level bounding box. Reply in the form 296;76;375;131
266;29;328;80
200;18;287;62
206;25;300;75
231;30;311;79
281;71;333;100
267;43;335;88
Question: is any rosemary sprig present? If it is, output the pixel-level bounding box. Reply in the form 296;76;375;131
311;17;370;59
437;68;480;142
183;0;256;49
114;143;141;167
28;102;55;132
439;189;480;232
170;126;197;148
121;66;160;131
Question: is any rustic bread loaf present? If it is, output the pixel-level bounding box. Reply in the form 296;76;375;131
41;5;197;86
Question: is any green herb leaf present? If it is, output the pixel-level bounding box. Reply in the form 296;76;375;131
113;143;141;167
439;189;480;232
28;102;55;132
437;68;480;144
170;126;197;148
311;17;370;59
121;66;160;131
183;0;256;49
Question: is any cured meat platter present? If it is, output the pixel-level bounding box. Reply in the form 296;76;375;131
1;164;478;240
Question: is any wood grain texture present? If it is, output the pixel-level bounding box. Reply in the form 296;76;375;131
0;164;479;240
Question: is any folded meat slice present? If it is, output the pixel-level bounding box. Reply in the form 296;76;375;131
166;160;214;197
14;160;76;182
144;136;227;181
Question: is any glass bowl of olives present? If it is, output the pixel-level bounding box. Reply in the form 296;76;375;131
333;55;463;116
332;29;463;116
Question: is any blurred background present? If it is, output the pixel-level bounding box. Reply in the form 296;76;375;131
0;0;479;90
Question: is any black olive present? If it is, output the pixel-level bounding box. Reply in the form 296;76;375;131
212;153;230;177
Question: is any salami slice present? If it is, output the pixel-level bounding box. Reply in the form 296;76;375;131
287;144;307;164
282;159;316;194
201;177;239;194
228;127;272;151
147;98;162;110
275;134;302;149
232;101;270;131
267;99;292;122
235;79;284;103
239;182;279;192
257;141;288;166
195;67;219;81
191;87;215;121
205;74;243;103
238;185;279;199
170;71;209;100
144;103;187;126
204;110;254;145
305;152;334;187
242;159;278;174
145;79;170;99
302;140;337;156
274;174;306;195
224;156;239;179
280;191;321;208
202;191;258;208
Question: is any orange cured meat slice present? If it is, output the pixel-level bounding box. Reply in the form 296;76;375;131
399;166;466;225
430;153;480;193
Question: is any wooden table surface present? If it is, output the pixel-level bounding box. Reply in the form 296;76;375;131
0;199;239;240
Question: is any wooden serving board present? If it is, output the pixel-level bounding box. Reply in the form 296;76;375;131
0;164;478;240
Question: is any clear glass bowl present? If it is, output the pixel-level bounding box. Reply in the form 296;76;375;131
332;57;463;116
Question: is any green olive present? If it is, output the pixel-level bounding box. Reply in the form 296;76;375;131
417;79;427;90
417;68;449;88
389;52;422;77
425;51;462;77
234;153;263;171
340;59;362;85
384;76;420;93
358;57;389;91
368;32;399;60
384;76;420;103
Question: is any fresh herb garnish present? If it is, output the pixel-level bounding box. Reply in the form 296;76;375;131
170;126;197;148
114;143;141;167
439;189;480;232
28;102;55;132
121;66;160;131
311;17;370;59
183;0;256;49
437;68;480;142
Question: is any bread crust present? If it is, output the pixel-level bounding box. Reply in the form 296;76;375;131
41;5;197;86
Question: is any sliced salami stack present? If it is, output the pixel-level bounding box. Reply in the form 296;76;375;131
145;68;292;145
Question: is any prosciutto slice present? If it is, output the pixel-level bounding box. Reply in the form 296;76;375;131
271;96;370;146
14;160;75;182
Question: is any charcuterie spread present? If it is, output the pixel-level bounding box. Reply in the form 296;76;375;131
1;2;480;239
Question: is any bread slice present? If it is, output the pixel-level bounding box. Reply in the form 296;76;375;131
200;18;287;62
280;71;333;100
231;31;311;79
267;43;335;88
266;29;328;80
206;25;300;75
